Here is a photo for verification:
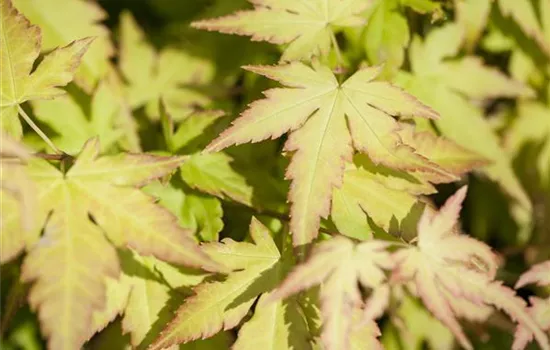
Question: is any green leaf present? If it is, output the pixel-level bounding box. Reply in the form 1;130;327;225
119;12;214;119
1;138;221;350
497;0;550;57
232;293;311;350
506;101;550;184
143;180;224;243
1;0;92;138
12;0;114;91
455;0;492;51
331;161;426;240
364;0;410;76
31;81;124;154
399;23;533;216
119;251;207;348
150;218;283;349
192;0;370;61
162;106;225;154
393;295;455;350
206;61;449;247
181;153;256;206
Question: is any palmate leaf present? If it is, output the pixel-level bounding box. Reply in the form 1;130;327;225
0;0;92;138
0;134;35;263
12;0;114;91
267;236;394;350
192;0;370;61
331;159;427;240
513;260;550;350
0;138;221;350
397;23;534;217
331;126;487;240
31;80;124;154
119;12;214;119
206;61;452;247
120;251;207;349
392;187;550;350
150;218;310;350
232;293;311;350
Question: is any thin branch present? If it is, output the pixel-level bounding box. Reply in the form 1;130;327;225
17;105;60;154
33;152;72;161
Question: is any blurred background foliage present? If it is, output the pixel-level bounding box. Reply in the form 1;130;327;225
1;0;550;349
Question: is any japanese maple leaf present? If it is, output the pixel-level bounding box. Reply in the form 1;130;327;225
206;61;450;247
12;0;114;91
192;0;371;61
392;187;550;350
119;12;213;119
267;236;393;350
397;24;534;215
0;138;221;350
150;218;310;350
0;134;35;262
1;0;92;138
513;261;550;350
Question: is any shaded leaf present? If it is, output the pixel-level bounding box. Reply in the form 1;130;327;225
150;218;282;349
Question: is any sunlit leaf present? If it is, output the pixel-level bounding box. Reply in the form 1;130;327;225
1;139;221;350
268;236;393;350
206;61;448;247
192;0;370;61
1;0;91;138
12;0;114;91
150;218;287;349
392;187;549;350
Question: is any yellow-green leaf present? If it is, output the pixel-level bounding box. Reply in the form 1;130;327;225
192;0;370;61
268;237;392;350
1;138;221;350
150;218;281;349
13;0;114;91
119;12;213;119
392;187;549;350
206;61;448;247
1;0;91;138
233;293;311;350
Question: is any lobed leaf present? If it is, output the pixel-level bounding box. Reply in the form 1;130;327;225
12;0;114;91
149;218;282;349
392;187;550;350
192;0;370;61
119;12;214;119
207;61;449;246
399;23;533;217
268;236;392;350
1;0;92;137
1;138;222;349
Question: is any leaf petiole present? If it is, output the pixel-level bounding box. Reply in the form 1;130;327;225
17;104;61;154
